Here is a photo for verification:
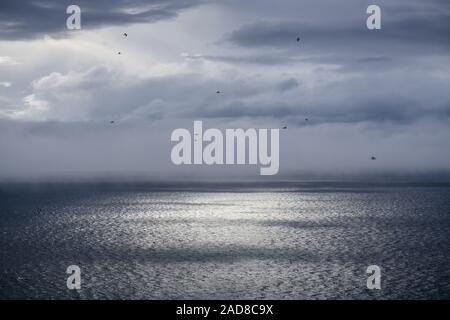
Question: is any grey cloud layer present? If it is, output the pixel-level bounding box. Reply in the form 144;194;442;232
2;117;450;181
23;61;450;124
1;0;450;178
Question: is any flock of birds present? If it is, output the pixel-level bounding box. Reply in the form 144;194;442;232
111;34;377;161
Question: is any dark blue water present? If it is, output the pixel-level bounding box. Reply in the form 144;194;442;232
1;181;450;299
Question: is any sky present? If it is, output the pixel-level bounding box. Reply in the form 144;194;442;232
1;0;450;181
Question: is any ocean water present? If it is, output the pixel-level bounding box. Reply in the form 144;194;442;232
1;181;450;299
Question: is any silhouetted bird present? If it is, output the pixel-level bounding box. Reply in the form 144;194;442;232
216;90;221;94
123;33;128;37
297;37;300;42
282;126;287;129
117;52;121;55
110;121;115;124
371;156;377;160
305;118;308;121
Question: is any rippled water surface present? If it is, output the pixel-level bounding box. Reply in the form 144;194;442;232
1;182;450;299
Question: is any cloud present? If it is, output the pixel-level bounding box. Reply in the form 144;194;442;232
0;0;204;40
0;56;19;65
225;0;450;65
277;78;299;92
0;82;12;88
183;53;302;66
6;52;450;125
1;0;450;179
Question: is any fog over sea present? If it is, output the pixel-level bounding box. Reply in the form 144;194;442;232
1;181;450;299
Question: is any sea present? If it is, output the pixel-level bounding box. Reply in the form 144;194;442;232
1;181;450;299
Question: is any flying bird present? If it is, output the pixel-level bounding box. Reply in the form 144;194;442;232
110;121;115;124
297;37;300;42
305;118;308;122
282;126;287;129
123;33;128;37
371;156;377;160
216;90;221;94
117;52;122;55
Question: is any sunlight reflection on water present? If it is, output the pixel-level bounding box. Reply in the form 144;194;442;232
1;182;450;299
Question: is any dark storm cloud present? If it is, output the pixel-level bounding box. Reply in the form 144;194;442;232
227;17;450;54
0;0;203;40
226;0;450;59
